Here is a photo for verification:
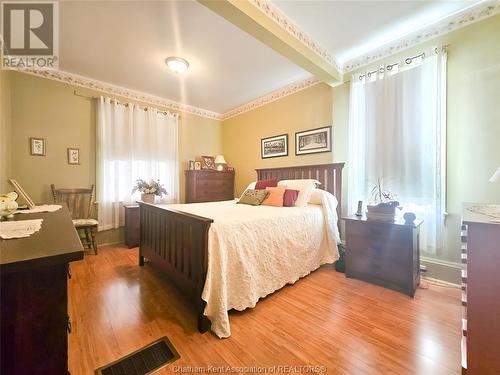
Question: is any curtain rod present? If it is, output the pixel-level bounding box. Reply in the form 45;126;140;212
345;44;451;83
73;90;180;118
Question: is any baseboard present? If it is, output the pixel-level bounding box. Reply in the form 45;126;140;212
420;256;462;285
422;275;460;288
97;241;125;248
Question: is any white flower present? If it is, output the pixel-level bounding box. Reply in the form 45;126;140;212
0;202;6;211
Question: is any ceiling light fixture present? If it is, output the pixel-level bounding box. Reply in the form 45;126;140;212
165;57;189;73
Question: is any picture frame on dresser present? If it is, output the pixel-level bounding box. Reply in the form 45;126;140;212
201;155;216;170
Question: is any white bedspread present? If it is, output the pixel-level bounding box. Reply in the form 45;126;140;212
160;192;340;338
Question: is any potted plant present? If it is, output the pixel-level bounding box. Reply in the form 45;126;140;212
132;179;167;204
366;178;400;222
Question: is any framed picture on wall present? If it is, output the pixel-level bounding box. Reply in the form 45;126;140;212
261;134;288;159
295;126;332;155
67;148;80;165
30;137;46;156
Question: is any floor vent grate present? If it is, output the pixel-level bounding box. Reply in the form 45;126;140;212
95;336;179;375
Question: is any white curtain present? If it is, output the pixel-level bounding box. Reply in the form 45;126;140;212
348;48;447;254
97;97;179;230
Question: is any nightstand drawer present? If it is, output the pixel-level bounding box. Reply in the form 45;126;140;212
346;235;411;263
347;220;409;243
347;252;409;285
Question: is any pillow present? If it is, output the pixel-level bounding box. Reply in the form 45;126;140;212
277;179;319;207
237;189;269;206
239;181;256;199
262;186;286;207
309;188;325;205
255;178;278;190
283;189;299;207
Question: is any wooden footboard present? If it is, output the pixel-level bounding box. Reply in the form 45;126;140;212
138;202;213;332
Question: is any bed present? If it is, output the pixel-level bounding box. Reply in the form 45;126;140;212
138;163;344;338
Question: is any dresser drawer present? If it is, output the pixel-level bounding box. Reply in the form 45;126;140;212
195;172;234;181
196;179;233;189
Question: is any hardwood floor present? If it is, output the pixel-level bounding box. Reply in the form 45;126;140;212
68;246;461;375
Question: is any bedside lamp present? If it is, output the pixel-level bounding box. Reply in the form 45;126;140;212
489;166;500;182
214;155;226;171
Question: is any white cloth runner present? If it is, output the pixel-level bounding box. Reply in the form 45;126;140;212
0;219;44;239
15;204;62;214
468;205;500;221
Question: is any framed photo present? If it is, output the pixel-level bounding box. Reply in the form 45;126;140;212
261;134;288;159
194;161;202;170
8;179;36;209
188;160;195;170
30;137;46;156
201;155;216;170
67;148;80;165
295;126;332;155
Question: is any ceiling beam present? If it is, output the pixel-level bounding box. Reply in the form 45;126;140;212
198;0;342;86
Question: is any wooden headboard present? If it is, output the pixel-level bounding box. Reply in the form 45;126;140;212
255;163;345;219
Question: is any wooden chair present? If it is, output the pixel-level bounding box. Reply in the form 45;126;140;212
51;184;98;255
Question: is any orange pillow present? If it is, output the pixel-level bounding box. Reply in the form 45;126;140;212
262;186;286;207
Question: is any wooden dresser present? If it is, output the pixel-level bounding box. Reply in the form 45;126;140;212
461;203;500;375
343;215;422;297
1;206;83;375
185;170;235;203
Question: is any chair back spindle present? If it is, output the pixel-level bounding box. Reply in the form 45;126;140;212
50;184;95;220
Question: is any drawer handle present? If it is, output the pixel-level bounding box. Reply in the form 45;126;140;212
67;264;72;279
67;316;72;334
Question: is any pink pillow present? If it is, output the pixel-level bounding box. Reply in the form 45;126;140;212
255;178;278;190
283;189;299;207
262;186;286;207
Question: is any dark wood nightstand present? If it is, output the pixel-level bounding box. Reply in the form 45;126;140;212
342;215;423;297
124;204;140;248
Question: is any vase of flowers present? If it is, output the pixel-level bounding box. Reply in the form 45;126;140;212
132;179;168;204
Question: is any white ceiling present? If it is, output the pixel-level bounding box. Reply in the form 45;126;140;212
58;0;483;115
59;1;311;114
273;0;479;66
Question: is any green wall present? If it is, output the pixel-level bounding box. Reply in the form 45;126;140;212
343;14;500;268
3;71;223;245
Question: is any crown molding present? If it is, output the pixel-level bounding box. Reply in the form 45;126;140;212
221;76;321;120
249;0;341;72
341;1;500;72
19;68;223;120
18;68;321;122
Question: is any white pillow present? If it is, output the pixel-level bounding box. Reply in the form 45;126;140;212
245;181;256;190
309;188;325;205
277;179;320;207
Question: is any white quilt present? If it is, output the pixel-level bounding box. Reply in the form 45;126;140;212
160;192;340;338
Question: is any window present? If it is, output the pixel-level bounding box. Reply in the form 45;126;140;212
348;47;447;254
96;97;179;230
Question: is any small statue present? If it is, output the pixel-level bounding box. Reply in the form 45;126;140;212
0;192;19;220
